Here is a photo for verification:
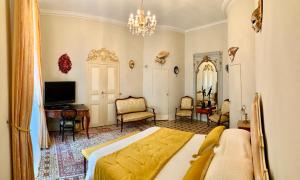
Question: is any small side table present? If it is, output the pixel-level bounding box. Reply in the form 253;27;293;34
237;120;250;131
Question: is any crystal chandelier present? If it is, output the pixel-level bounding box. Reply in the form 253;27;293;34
128;0;157;36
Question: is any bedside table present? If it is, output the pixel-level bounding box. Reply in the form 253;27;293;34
237;120;250;131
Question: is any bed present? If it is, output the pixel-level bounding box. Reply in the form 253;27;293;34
82;93;269;180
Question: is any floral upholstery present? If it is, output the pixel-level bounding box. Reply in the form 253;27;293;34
116;98;146;114
119;112;154;122
176;96;193;121
176;110;192;117
209;100;230;124
115;97;156;132
181;97;193;110
209;113;229;123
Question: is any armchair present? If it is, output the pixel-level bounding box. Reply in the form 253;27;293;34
175;96;194;122
208;99;230;127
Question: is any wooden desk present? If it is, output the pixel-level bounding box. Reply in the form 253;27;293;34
195;106;216;121
45;104;90;138
237;120;250;131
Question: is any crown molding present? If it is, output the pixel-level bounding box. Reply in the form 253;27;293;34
221;0;236;16
40;9;126;26
40;9;185;34
158;25;185;34
185;20;227;33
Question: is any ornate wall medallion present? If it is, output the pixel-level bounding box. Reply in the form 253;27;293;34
58;53;72;74
228;47;239;62
251;0;263;33
129;60;135;69
155;51;169;65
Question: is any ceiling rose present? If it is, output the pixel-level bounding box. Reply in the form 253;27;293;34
128;0;157;36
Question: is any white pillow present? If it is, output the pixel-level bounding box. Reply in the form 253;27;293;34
214;129;252;159
205;156;254;180
204;129;253;180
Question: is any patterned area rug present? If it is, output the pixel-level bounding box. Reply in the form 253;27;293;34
37;120;216;180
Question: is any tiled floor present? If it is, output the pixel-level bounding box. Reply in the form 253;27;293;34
37;119;217;180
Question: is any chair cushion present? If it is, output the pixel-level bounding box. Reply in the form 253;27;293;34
209;114;229;123
116;98;147;114
120;112;154;122
176;110;192;117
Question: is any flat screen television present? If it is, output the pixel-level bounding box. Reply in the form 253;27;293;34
44;81;76;105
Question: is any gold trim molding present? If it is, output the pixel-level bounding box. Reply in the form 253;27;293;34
87;48;119;62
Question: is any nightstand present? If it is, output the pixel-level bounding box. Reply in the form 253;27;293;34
237;120;250;131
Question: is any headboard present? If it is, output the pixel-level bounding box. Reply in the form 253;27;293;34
251;93;270;180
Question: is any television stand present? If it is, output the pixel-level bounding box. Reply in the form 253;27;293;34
44;104;90;138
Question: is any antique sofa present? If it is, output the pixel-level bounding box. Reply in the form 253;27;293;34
115;96;156;132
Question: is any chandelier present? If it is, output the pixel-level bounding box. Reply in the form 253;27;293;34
128;0;157;36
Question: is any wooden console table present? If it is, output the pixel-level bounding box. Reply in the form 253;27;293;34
44;104;90;138
195;106;216;121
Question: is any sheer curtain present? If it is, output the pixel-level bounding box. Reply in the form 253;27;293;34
31;0;51;176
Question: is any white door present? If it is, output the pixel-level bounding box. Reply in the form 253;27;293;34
152;68;169;120
88;63;119;127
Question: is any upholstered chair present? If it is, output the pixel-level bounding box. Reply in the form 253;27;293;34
175;96;194;122
208;100;230;126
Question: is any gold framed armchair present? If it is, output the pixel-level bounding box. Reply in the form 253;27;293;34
175;96;194;122
208;99;230;126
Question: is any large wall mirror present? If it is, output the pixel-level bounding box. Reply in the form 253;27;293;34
194;51;223;108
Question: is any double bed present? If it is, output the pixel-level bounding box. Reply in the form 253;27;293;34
82;93;269;180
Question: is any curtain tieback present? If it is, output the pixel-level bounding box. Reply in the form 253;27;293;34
7;121;30;132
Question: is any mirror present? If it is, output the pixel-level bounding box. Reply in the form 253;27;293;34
196;57;218;107
194;52;223;109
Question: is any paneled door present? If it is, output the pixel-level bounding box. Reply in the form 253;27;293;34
152;68;169;120
88;63;119;127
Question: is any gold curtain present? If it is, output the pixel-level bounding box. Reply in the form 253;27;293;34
11;0;39;179
34;0;51;149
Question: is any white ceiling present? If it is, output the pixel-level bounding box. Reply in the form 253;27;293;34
39;0;226;31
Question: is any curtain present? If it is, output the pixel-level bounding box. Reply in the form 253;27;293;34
11;0;39;179
33;0;51;149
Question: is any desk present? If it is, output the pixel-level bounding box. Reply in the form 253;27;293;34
45;104;90;138
195;106;216;122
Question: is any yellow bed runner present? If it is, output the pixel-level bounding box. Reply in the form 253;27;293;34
82;131;140;160
94;128;194;180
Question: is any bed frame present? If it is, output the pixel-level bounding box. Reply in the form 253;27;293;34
251;93;270;180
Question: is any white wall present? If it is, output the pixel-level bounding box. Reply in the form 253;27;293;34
143;29;185;120
227;0;255;127
40;14;144;105
185;23;228;101
0;0;11;179
255;0;300;179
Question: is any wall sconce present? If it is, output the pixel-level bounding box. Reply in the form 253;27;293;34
228;47;239;62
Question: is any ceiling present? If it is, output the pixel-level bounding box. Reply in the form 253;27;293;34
39;0;226;31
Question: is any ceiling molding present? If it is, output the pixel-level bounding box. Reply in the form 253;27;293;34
221;0;235;16
185;20;227;33
158;25;185;34
40;9;126;26
40;9;185;34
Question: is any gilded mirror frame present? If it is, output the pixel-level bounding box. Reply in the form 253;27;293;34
193;51;223;109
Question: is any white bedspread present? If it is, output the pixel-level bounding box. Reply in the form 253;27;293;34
85;127;205;180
